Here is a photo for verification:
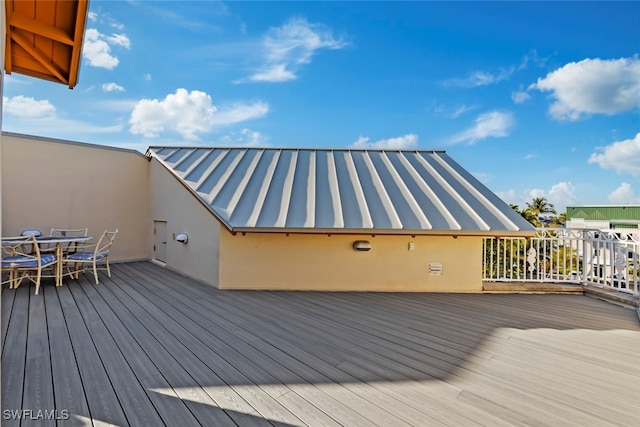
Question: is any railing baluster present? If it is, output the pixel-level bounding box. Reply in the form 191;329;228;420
481;228;638;295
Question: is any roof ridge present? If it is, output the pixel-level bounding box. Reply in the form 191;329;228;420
148;146;447;153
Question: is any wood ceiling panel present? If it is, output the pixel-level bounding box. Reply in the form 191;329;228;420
4;0;89;88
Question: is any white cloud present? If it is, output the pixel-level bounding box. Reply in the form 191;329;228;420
3;95;56;118
530;56;640;121
451;104;476;118
2;96;123;136
432;102;477;118
520;184;576;213
588;132;640;176
495;189;518;206
497;183;577;213
2;74;32;86
351;134;418;150
217;128;269;147
144;74;152;81
129;89;268;140
547;182;578;210
512;90;531;104
87;11;97;22
608;182;640;204
243;16;348;83
83;29;118;69
102;82;125;92
444;67;514;88
448;111;514;145
248;64;296;83
210;102;269;127
518;49;549;70
528;188;547;200
83;28;130;70
106;34;131;49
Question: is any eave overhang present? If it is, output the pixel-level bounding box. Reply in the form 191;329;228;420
4;0;89;89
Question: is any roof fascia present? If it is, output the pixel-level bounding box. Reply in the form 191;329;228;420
229;227;537;238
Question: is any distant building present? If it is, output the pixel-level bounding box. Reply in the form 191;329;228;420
566;205;640;233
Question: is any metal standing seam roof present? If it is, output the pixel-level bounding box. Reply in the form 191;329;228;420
148;147;535;235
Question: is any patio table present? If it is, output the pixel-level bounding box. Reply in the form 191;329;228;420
2;235;92;287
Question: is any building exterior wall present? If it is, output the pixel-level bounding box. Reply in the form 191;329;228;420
148;159;221;287
219;232;483;292
1;133;148;261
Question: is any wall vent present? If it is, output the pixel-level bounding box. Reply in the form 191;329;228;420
429;262;443;275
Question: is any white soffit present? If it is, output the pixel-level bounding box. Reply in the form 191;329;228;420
149;147;535;234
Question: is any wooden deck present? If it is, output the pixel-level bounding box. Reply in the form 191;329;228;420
2;261;639;426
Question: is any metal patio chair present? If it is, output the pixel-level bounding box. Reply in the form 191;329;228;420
49;227;89;255
2;234;57;295
65;229;118;284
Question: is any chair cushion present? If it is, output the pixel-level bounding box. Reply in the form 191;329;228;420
66;252;107;261
2;254;56;268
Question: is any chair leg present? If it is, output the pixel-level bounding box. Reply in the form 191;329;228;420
34;269;42;295
93;262;99;284
106;259;111;278
13;272;26;289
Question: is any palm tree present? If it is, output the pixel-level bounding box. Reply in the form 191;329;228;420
527;197;557;217
551;212;567;228
510;203;539;226
526;197;557;226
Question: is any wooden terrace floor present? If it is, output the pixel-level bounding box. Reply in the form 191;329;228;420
2;261;640;426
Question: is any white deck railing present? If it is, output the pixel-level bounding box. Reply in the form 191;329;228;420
483;228;639;295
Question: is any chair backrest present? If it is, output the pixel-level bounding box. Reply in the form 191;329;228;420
95;229;119;255
50;227;89;237
2;235;40;265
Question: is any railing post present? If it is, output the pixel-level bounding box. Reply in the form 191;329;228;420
581;230;588;286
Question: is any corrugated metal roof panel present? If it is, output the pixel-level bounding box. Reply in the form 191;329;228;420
567;206;640;221
149;147;535;234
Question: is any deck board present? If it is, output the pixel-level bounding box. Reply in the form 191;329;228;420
55;284;129;426
98;269;273;427
72;274;204;427
2;261;639;427
2;286;29;427
1;285;16;349
115;263;367;427
42;284;92;426
22;289;55;427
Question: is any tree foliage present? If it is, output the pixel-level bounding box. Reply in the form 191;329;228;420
511;197;564;228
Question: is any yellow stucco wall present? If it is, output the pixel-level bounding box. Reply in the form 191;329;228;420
1;133;149;261
219;232;483;292
148;159;221;286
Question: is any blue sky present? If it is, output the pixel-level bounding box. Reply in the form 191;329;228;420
3;1;640;213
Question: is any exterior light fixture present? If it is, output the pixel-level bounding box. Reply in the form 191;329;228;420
176;233;189;244
21;229;42;237
353;240;371;252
